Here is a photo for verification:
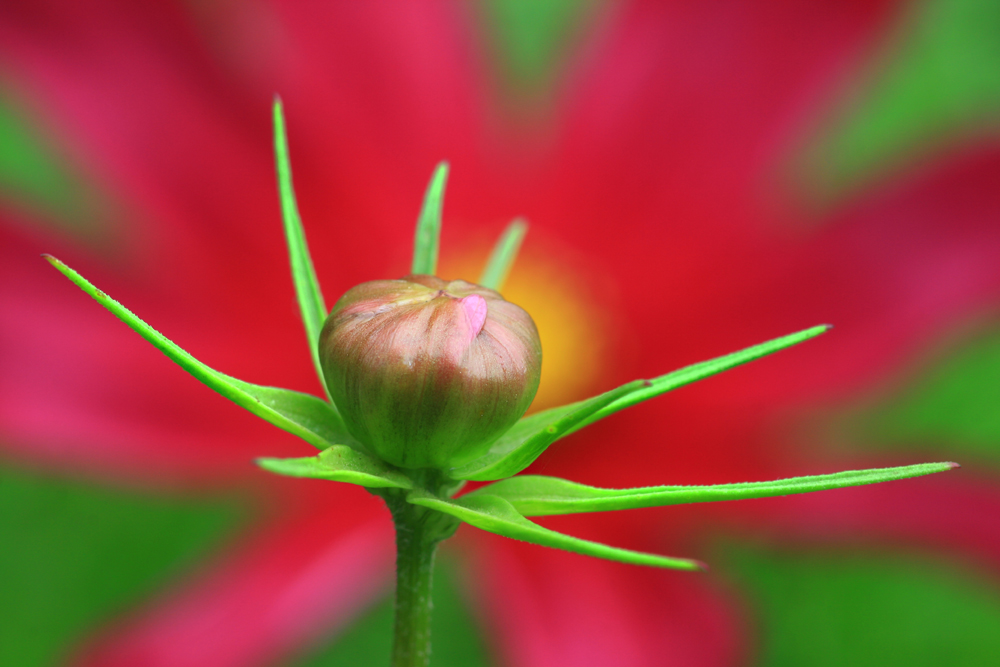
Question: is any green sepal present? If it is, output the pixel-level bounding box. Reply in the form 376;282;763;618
406;490;704;571
564;325;831;435
272;97;329;389
478;217;527;292
411;162;449;276
471;462;959;516
45;255;354;451
257;445;414;489
449;380;648;481
450;327;829;481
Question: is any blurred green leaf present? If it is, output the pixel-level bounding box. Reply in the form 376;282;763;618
46;255;353;450
257;445;414;489
292;554;490;667
478;218;528;292
801;0;1000;204
0;88;109;241
478;0;604;102
411;162;449;276
0;464;240;667
272;98;329;389
470;462;956;516
408;490;703;571
844;326;1000;465
725;545;1000;667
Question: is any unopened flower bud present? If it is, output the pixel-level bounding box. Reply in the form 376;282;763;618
319;275;542;469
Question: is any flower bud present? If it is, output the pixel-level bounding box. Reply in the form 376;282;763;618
319;275;542;469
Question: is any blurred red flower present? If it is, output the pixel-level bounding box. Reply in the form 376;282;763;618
2;2;1000;666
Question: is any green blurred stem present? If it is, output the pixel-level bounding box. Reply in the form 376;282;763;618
380;478;460;667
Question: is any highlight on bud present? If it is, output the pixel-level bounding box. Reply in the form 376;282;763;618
319;275;542;469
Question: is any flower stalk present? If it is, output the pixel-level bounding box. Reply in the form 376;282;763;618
376;473;461;667
391;515;437;667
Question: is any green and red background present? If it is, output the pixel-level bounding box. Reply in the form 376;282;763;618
2;1;1000;665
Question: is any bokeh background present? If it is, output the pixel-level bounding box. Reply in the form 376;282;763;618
2;1;1000;666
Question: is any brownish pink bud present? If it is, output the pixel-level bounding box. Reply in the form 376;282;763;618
319;275;542;469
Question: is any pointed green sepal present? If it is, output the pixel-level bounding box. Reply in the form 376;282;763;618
410;162;449;276
470;462;959;516
450;327;829;480
407;490;704;571
272;97;329;388
45;255;354;450
486;324;831;464
478;217;527;291
449;380;648;481
257;444;414;489
568;325;831;434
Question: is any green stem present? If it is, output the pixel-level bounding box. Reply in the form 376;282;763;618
392;508;438;666
381;482;460;667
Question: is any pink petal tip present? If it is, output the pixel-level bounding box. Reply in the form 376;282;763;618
461;294;488;340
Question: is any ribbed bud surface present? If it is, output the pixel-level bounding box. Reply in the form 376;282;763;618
319;275;541;469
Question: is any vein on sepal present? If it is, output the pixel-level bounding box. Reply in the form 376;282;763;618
406;489;705;571
257;445;414;489
470;462;958;516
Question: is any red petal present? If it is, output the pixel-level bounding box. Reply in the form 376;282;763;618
704;147;1000;407
466;533;744;667
733;467;1000;569
554;0;899;197
73;495;392;667
0;222;318;483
